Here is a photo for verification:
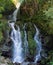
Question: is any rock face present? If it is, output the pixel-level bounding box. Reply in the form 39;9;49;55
1;50;11;58
1;38;12;58
0;56;13;65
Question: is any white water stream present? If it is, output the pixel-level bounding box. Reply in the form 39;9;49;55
34;25;42;64
8;1;24;63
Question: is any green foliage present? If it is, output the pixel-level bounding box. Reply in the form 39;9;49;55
0;0;53;64
44;1;53;34
0;14;2;18
46;51;53;65
45;7;53;18
0;21;8;30
49;61;53;65
0;31;3;41
0;7;4;12
0;21;8;42
0;0;15;16
21;0;53;35
28;31;36;56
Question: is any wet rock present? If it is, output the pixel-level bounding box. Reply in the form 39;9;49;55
1;50;12;58
21;62;30;65
2;44;10;51
0;56;13;65
14;63;21;65
26;56;34;62
2;30;9;40
5;38;12;47
28;62;35;65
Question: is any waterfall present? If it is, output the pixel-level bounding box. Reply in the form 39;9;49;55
12;2;21;22
8;0;43;64
23;24;29;58
34;25;42;63
9;22;24;63
8;0;24;63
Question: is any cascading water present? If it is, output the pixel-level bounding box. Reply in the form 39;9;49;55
1;0;47;65
8;0;24;63
9;22;24;63
23;24;29;58
34;25;42;63
8;7;20;20
12;2;21;22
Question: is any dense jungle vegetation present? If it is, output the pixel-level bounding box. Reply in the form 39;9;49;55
0;0;53;65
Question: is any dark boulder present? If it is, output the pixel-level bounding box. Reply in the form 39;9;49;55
1;50;12;58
